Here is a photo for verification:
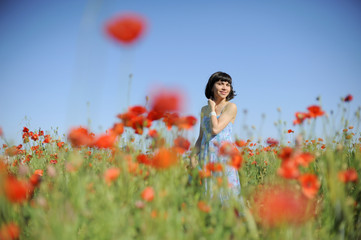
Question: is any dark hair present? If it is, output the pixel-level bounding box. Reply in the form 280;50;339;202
205;71;236;101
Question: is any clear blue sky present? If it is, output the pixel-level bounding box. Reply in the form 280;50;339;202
1;0;360;146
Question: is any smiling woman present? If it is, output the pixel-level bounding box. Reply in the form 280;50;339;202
192;71;242;203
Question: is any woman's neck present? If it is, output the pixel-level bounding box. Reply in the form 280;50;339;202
214;98;227;106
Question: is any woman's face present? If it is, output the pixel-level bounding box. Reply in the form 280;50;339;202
212;80;231;100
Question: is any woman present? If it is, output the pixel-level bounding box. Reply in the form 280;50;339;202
192;71;241;202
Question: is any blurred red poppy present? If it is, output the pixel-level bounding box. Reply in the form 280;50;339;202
338;169;358;183
307;105;325;118
106;13;146;45
174;136;190;154
198;201;211;213
68;127;94;148
152;148;178;169
252;185;315;227
344;94;353;102
0;222;20;240
150;90;183;114
104;168;120;185
4;175;30;204
298;173;320;199
141;187;155;202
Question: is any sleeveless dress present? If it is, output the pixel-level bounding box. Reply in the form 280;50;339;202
198;112;241;203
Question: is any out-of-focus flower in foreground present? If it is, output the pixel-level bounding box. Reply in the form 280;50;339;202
338;169;358;183
343;94;353;102
0;222;20;240
105;13;146;45
152;148;178;169
104;168;120;185
252;185;315;228
197;201;211;213
4;175;30;204
141;187;155;202
298;173;320;199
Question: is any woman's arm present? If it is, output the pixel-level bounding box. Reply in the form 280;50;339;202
209;102;237;135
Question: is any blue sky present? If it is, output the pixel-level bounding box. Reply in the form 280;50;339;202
1;0;360;146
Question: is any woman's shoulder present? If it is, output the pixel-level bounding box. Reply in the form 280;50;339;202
201;105;209;113
225;102;237;111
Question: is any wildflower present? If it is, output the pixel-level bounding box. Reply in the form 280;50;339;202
174;136;190;154
57;141;64;148
235;139;247;147
148;129;158;138
205;162;223;172
198;201;211;213
266;138;279;147
338;169;358;183
104;168;120;185
141;187;155;202
4;175;30;204
137;154;152;165
229;154;243;169
293;112;309;125
23;127;29;133
68;127;94;148
176;116;197;130
219;142;239;156
163;113;179;130
0;127;2;137
307;105;325;118
287;129;294;133
105;13;146;45
298;173;320;199
128;105;147;116
294;153;315;167
252;185;315;227
92;133;117;149
150;89;183;114
112;123;124;135
0;222;20;240
152;148;178;169
34;169;43;176
43;135;51;144
344;94;353;102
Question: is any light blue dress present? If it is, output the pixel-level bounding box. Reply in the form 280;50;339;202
199;113;241;203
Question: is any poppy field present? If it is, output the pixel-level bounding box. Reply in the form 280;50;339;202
1;12;360;240
0;92;360;240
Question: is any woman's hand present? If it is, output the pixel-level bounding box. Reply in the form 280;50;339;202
208;99;216;111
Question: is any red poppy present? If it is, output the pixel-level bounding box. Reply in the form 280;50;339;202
152;148;178;169
293;112;310;125
112;123;124;135
175;116;197;130
0;222;20;240
252;185;315;227
68;127;94;148
294;153;315;167
105;13;146;45
150;90;183;114
298;173;320;199
141;187;155;202
287;129;294;133
205;162;223;172
174;136;190;154
197;201;211;213
199;169;211;178
43;135;51;144
219;142;239;156
137;154;152;165
148;129;158;138
338;169;358;183
4;175;30;204
229;154;243;169
92;133;117;149
104;168;120;185
163;113;180;130
34;169;43;176
23;127;29;133
235;139;247;147
277;161;300;179
344;94;353;102
57;141;64;148
307;105;325;118
128;105;147;116
0;127;3;137
266;138;279;147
